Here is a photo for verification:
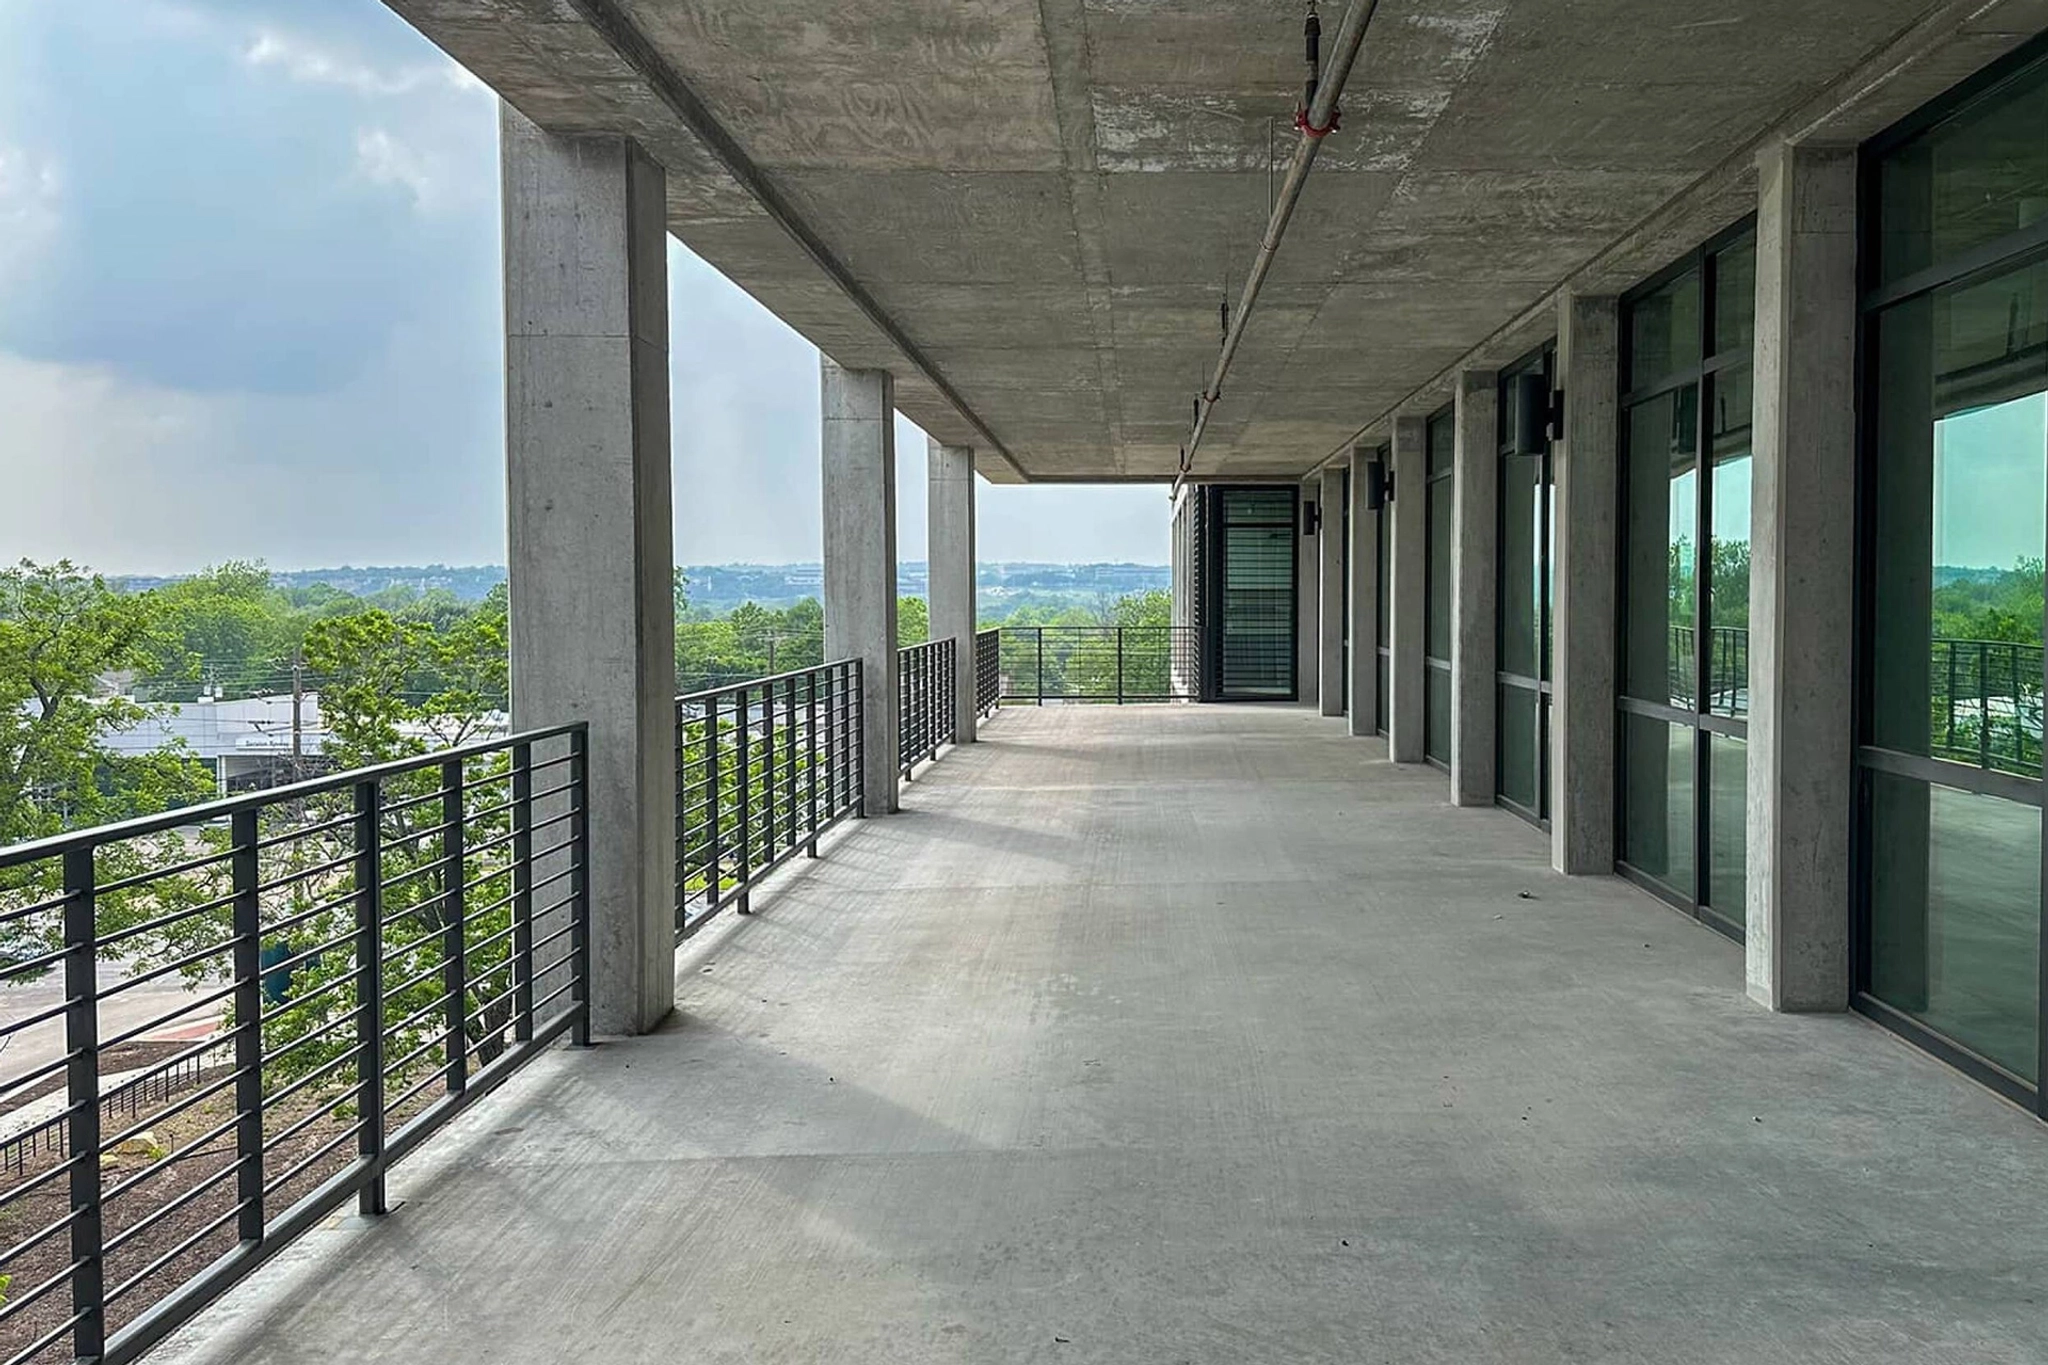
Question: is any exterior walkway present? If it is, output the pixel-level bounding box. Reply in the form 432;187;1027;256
161;705;2048;1364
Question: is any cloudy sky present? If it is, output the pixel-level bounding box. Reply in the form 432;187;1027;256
0;0;1168;575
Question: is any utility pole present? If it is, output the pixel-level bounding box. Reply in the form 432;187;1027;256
290;648;305;780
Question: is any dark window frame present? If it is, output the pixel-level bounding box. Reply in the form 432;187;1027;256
1423;405;1456;771
1615;215;1758;943
1496;342;1556;828
1851;31;2048;1119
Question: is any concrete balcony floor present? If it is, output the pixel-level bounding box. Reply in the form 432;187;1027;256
162;705;2048;1364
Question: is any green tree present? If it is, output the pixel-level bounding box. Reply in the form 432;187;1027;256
898;596;929;647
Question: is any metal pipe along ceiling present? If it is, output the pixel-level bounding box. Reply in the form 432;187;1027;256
1174;0;1380;496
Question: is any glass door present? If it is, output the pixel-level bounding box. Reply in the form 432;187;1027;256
1423;409;1454;769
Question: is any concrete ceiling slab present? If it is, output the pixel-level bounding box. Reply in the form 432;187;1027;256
384;0;2029;482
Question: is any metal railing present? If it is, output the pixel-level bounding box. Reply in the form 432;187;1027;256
898;639;958;777
672;660;863;938
974;629;1001;717
995;626;1199;703
1931;636;2043;777
0;724;590;1365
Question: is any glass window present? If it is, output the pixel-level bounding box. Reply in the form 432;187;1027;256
1426;473;1453;664
1713;234;1757;357
1707;365;1753;718
1427;410;1454;476
1876;68;2048;287
1870;261;2048;774
1706;736;1748;929
1499;684;1541;810
1217;488;1298;699
1426;670;1452;766
1623;714;1695;898
1500;454;1542;679
1623;387;1699;706
1628;269;1702;390
1869;772;2040;1083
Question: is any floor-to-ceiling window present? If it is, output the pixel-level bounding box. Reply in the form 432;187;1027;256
1374;444;1391;737
1857;39;2048;1110
1424;409;1454;768
1497;347;1554;825
1201;485;1300;700
1616;223;1755;940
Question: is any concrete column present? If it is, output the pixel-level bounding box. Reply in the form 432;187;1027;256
1747;142;1858;1012
1318;466;1347;718
1297;482;1320;708
822;361;900;815
1347;446;1380;738
1551;293;1619;874
927;439;978;744
501;107;675;1036
1450;369;1499;806
1387;416;1429;763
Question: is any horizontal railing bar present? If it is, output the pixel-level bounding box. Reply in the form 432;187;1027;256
675;658;859;705
96;846;234;897
93;891;238;953
252;808;358;852
102;1155;248;1258
99;981;238;1053
252;846;362;898
259;1120;364;1200
0;722;588;867
99;1064;244;1155
102;1198;250;1310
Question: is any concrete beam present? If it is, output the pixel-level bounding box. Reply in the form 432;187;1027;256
1318;466;1348;719
501;106;676;1036
927;439;978;744
1347;447;1380;739
1746;142;1858;1013
1551;294;1619;875
822;361;901;816
1387;416;1429;765
1450;369;1499;806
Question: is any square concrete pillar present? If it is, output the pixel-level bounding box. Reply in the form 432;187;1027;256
1297;482;1320;708
1387;416;1429;764
1450;369;1499;806
822;361;900;815
927;439;977;743
1747;142;1859;1012
1346;446;1380;738
1318;466;1348;718
1551;293;1619;874
501;106;676;1036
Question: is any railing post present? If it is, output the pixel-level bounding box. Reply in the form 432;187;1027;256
1116;627;1125;705
854;659;868;817
63;846;105;1360
230;808;264;1245
1037;629;1045;706
736;685;753;913
441;759;468;1096
569;726;593;1047
764;680;780;862
705;699;721;918
512;742;535;1043
1979;640;1992;770
807;670;821;857
352;779;387;1217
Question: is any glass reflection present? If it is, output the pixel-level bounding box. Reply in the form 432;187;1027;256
1624;714;1695;897
1708;367;1753;718
1869;773;2041;1083
1629;269;1702;390
1706;735;1747;928
1624;388;1699;706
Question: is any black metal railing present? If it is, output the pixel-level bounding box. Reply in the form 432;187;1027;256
0;724;590;1365
1931;636;2043;777
996;626;1199;703
974;629;1001;717
898;638;958;777
672;660;863;938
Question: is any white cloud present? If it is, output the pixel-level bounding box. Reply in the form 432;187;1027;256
0;144;62;286
354;127;437;209
242;29;481;98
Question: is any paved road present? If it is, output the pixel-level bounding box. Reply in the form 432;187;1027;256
0;962;223;1094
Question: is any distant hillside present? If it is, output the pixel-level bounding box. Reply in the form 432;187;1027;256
113;562;1171;612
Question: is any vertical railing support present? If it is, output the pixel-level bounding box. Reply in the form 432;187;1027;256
705;699;722;916
807;672;821;857
1037;629;1045;706
736;685;753;913
511;742;535;1044
230;808;264;1245
63;846;105;1359
854;659;868;817
352;779;387;1216
440;759;468;1096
